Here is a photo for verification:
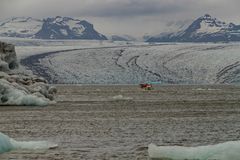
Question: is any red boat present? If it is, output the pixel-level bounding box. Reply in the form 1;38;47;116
140;83;153;90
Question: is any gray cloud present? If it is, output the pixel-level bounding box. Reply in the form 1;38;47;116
75;0;185;17
0;0;185;17
0;0;240;37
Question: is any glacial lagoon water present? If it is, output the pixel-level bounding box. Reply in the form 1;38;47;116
1;85;240;159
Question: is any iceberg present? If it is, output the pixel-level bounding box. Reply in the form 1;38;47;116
0;132;57;154
0;132;13;153
0;41;56;106
0;79;48;106
112;95;133;100
148;142;240;160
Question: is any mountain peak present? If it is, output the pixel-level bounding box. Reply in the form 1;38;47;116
198;14;227;27
50;16;77;22
183;14;229;35
202;14;213;19
147;14;240;42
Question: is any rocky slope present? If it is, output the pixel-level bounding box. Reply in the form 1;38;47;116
147;14;240;42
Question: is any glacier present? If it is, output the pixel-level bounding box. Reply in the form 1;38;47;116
148;142;240;160
3;37;240;84
20;42;240;84
0;132;57;154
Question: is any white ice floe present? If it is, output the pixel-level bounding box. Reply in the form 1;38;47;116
193;88;221;91
148;142;240;160
0;132;57;154
112;95;133;100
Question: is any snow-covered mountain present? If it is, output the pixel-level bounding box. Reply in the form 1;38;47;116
142;20;192;42
147;14;240;42
110;35;136;41
35;16;107;40
0;17;42;38
0;17;107;40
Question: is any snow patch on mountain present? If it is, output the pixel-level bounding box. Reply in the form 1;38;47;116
0;17;42;38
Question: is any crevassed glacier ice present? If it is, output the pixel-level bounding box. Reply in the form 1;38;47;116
148;142;240;160
0;132;57;154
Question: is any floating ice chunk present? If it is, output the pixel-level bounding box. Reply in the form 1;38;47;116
0;132;13;154
112;95;132;100
193;88;221;91
113;95;124;99
148;142;240;160
0;132;57;154
10;139;58;150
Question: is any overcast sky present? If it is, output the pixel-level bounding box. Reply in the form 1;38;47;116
0;0;240;37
